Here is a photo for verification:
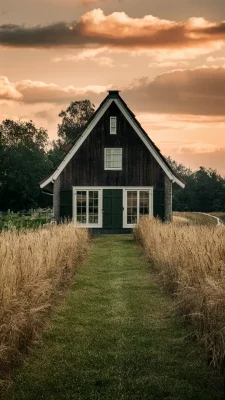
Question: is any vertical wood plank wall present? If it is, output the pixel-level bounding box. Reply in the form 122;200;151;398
59;102;166;220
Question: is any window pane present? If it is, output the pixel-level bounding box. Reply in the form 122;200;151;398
110;117;117;134
89;216;95;224
140;191;149;216
127;191;137;224
105;148;122;169
76;191;86;224
88;191;98;224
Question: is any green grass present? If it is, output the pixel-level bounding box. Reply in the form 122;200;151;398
208;213;225;224
8;235;223;400
220;215;225;223
173;212;218;226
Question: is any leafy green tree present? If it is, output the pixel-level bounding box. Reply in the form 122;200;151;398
48;140;65;169
166;156;192;179
58;100;95;145
0;119;53;211
167;157;225;212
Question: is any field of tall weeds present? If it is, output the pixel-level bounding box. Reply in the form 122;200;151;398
134;217;225;369
0;224;89;376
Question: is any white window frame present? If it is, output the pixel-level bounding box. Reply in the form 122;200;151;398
73;188;102;228
123;188;154;228
104;148;122;171
72;186;153;229
110;116;117;134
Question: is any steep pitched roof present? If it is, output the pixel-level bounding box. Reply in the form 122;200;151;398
40;91;185;189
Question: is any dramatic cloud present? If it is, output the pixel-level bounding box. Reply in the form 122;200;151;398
15;79;111;104
2;66;225;116
0;76;22;100
0;10;225;52
124;66;225;115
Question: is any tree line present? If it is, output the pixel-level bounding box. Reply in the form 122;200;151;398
0;100;224;212
167;157;225;212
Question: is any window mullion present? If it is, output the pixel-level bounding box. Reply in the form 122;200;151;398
137;190;140;223
75;190;77;223
87;190;89;225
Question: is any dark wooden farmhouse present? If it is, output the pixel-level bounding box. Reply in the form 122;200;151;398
40;90;184;232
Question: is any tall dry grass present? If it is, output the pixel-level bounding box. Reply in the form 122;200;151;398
134;217;225;368
0;224;89;373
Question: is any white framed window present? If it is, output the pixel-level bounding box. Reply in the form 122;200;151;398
104;148;122;170
73;188;102;227
110;116;117;134
123;188;153;227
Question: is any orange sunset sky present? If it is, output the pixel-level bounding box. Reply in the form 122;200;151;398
1;0;225;175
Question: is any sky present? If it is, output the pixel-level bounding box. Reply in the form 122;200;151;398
1;0;225;175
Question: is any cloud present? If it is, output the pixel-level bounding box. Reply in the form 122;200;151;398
52;47;114;67
136;113;225;132
0;10;225;52
177;142;220;154
80;0;112;4
15;79;111;104
123;66;225;115
33;110;55;123
2;66;225;116
0;76;22;100
149;61;189;68
206;55;225;63
169;147;225;175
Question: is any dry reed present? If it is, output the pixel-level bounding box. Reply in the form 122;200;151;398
0;224;89;373
134;217;225;368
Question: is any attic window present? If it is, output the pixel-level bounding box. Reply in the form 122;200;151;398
104;148;122;170
110;117;117;134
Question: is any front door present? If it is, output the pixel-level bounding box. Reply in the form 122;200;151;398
103;189;123;229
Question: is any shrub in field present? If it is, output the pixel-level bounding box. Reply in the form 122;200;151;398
0;215;51;231
134;217;225;368
0;224;89;373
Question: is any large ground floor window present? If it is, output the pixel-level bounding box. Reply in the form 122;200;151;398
73;187;153;228
124;189;153;227
73;189;102;227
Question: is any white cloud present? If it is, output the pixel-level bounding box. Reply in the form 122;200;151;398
0;76;22;101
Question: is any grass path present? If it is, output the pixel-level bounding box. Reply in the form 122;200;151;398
10;235;223;400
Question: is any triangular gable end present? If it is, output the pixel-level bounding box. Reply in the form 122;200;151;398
40;93;184;189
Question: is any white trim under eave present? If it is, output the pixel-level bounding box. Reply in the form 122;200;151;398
114;99;184;189
40;98;113;188
173;176;185;188
40;176;54;189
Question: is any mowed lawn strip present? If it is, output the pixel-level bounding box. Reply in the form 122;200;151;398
10;235;223;400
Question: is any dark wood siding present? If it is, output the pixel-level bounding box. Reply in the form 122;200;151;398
60;102;165;190
153;189;165;221
60;190;72;219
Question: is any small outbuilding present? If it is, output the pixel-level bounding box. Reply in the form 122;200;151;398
40;90;184;233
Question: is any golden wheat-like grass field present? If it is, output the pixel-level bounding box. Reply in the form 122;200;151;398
135;216;225;368
0;224;89;373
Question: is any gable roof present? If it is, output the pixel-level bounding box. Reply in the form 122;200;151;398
40;91;185;189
